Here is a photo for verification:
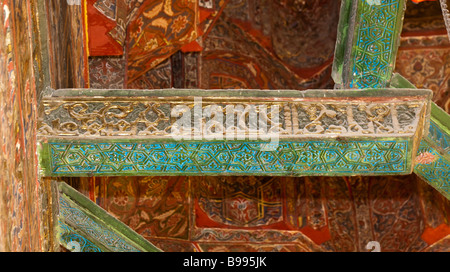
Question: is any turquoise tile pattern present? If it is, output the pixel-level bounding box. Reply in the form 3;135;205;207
44;140;411;176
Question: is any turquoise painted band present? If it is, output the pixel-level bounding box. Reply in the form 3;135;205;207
42;140;411;176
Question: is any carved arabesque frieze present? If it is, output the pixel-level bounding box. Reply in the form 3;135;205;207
38;97;426;139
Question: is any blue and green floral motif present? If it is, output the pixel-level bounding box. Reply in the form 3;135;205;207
45;140;410;176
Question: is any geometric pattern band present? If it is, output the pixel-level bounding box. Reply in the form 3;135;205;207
43;140;411;176
333;0;406;89
351;0;406;89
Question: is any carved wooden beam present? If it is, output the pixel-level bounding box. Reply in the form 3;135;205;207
56;181;161;252
391;73;450;200
37;88;432;177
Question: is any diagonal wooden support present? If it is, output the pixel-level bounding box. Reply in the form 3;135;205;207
391;73;450;201
56;181;161;252
333;0;407;89
414;104;450;200
331;0;450;201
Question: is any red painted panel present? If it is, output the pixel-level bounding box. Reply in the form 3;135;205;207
86;0;123;56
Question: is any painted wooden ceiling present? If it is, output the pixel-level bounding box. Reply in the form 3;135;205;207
68;0;450;252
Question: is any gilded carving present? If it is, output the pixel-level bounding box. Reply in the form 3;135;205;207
38;98;426;138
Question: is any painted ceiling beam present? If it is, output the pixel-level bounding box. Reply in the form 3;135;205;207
37;88;431;177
